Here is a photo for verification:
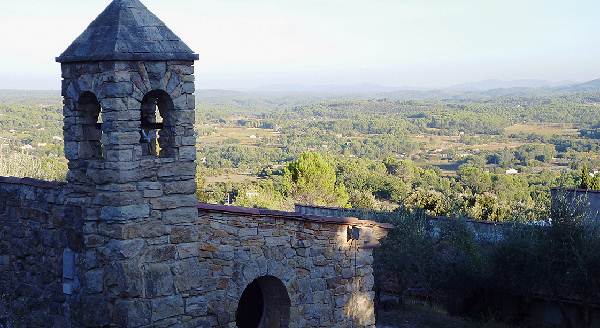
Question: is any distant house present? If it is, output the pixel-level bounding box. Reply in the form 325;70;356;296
505;168;519;175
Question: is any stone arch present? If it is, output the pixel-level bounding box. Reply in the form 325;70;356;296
76;91;103;160
236;276;291;328
140;90;175;157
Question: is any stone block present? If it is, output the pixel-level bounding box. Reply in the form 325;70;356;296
105;149;134;162
163;180;196;195
114;299;151;327
170;226;198;244
99;98;128;112
145;62;167;76
144;263;174;297
162;207;198;224
63;248;75;279
102;239;145;259
178;146;196;161
86;269;104;294
81;295;110;327
185;295;208;317
171;259;203;292
145;245;177;262
0;255;10;268
157;161;196;178
176;242;199;259
100;82;133;98
151;295;184;322
150;195;197;210
104;262;144;298
100;204;150;221
183;82;195;94
181;136;196;146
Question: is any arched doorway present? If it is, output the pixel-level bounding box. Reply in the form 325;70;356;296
236;276;291;328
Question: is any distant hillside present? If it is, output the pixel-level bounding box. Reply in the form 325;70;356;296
447;79;571;91
562;79;600;92
0;90;61;105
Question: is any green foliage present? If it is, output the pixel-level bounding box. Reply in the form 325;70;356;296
233;179;292;210
283;152;350;207
580;165;600;190
376;196;600;326
376;212;485;310
0;151;66;181
1;90;598;224
404;188;451;216
349;190;377;210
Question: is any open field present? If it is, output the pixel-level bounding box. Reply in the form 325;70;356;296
198;125;280;146
504;123;580;137
205;174;258;184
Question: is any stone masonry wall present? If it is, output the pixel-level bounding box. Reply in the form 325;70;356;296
60;60;199;327
194;207;388;328
0;177;82;328
90;204;389;327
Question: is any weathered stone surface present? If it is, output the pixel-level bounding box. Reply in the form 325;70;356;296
144;263;174;297
163;180;196;195
161;207;198;224
100;204;150;221
86;269;104;294
170;226;198;244
114;299;152;327
185;295;208;317
152;295;184;321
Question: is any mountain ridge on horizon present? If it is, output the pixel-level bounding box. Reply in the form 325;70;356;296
1;78;598;96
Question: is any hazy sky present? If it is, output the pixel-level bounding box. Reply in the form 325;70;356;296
0;0;599;90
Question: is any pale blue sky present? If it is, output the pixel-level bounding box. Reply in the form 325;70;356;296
0;0;598;90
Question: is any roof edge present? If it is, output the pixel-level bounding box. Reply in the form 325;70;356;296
197;203;394;229
56;52;199;63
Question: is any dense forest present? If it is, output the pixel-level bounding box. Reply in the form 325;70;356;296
1;88;600;222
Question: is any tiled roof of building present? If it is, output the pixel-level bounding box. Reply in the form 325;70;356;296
57;0;198;63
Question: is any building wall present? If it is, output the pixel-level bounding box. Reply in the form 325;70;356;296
295;204;506;242
59;60;199;327
0;177;81;327
100;205;387;327
195;208;386;328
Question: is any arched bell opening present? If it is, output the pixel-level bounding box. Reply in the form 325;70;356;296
236;276;291;328
77;91;104;160
140;90;175;158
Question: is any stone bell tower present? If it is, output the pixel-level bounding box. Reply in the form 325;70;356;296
57;0;199;325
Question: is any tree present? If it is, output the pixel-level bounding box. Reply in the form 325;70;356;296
458;166;492;194
580;165;593;190
404;188;450;216
349;190;377;210
283;152;350;207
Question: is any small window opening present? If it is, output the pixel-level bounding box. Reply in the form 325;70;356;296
141;90;174;157
78;92;104;160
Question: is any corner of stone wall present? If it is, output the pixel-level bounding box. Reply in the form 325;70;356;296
0;177;85;327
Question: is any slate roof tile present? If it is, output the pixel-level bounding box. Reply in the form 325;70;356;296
57;0;198;63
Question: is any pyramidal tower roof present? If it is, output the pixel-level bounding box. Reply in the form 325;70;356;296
57;0;199;63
